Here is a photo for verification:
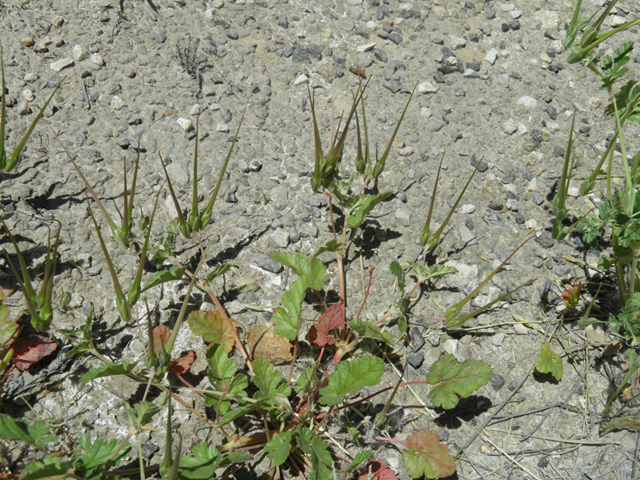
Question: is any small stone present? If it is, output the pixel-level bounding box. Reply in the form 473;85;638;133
153;30;167;44
513;323;529;335
407;352;424;369
21;89;34;102
418;81;439;94
491;373;505;391
190;104;206;116
128;113;142;125
427;332;440;347
374;48;388;62
72;44;88;61
254;254;283;273
49;57;73;72
492;333;505;346
568;187;580;198
443;339;460;359
225;191;238;203
293;73;308;85
398;146;414;156
503;119;518;135
356;42;376;53
247;325;292;364
610;15;626;27
485;8;496;20
110;96;124;111
525;219;537;229
532;193;545;205
536;231;555;248
506;199;519;211
176;118;193;131
21;37;34;47
460;204;476;214
395;207;412;227
271;229;290;248
90;53;104;66
485;48;498;65
410;328;426;351
585;324;606;343
289;227;301;243
389;32;403;44
517;96;538;108
450;35;466;49
383;79;402;93
540;52;553;64
16;102;31;116
216;123;230;133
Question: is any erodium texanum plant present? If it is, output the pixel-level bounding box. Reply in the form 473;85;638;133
0;79;519;479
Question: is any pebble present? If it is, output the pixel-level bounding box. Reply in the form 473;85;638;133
357;42;376;53
73;44;88;61
17;102;31;115
21;89;34;102
410;328;426;351
461;204;476;214
427;332;440;347
485;8;496;20
50;57;73;71
216;123;230;133
21;37;35;47
253;254;283;273
271;229;290;248
395;207;412;227
110;96;124;110
450;35;466;49
503;119;518;135
177;118;194;131
525;219;537;229
443;339;460;359
90;53;104;66
536;231;554;248
418;81;439;94
492;333;505;346
513;323;528;335
293;73;309;85
407;352;424;369
491;373;505;391
517;96;538;108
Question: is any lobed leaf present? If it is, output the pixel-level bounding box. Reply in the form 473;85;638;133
76;433;131;474
81;360;137;383
205;346;248;414
272;252;328;291
349;319;394;345
402;430;456;479
319;357;384;405
346;192;392;230
535;343;563;381
309;303;344;347
187;310;236;352
264;430;294;467
273;276;309;340
426;354;492;409
253;357;291;399
178;443;222;479
12;335;58;371
0;414;56;449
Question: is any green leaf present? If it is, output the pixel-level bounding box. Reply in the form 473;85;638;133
271;252;328;291
319;357;384;405
345;192;392;230
349;319;394;345
76;433;131;476
402;430;456;479
411;264;458;283
218;400;264;427
178;443;222;480
310;435;333;480
142;265;186;293
345;450;372;474
187;310;236;352
21;457;72;480
273;276;309;340
426;354;492;409
535;343;563;381
205;346;248;414
125;400;161;429
390;261;405;294
264;430;294;466
204;263;239;283
614;292;640;344
313;239;341;258
80;361;137;384
0;414;56;449
253;357;292;399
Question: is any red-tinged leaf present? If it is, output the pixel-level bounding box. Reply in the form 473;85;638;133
187;310;236;353
356;460;397;480
308;303;344;347
169;350;195;374
12;335;58;371
153;325;171;355
402;430;456;479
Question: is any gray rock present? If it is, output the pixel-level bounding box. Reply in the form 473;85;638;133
491;373;505;391
254;254;283;273
536;231;555;248
410;328;426;351
383;80;402;93
407;352;424;369
395;207;412;227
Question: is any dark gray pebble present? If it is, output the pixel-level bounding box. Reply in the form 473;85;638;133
471;155;488;172
410;327;426;351
489;202;503;211
547;106;557;120
407;352;424;369
536;231;555;248
254;254;283;273
485;8;496;19
389;32;403;44
374;48;388;63
491;373;505;391
383;80;402;93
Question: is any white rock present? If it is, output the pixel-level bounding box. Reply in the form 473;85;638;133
443;339;461;360
513;323;529;335
517;123;528;135
398;146;414;157
90;53;104;66
485;48;498;65
293;73;309;85
212;0;225;7
418;81;439;94
525;219;538;229
517;96;538;108
49;57;73;72
271;229;290;248
420;107;432;118
24;73;38;83
190;104;206;116
460;204;476;214
503;119;518;135
527;177;538;192
216;123;230;133
395;207;412;227
17;101;31;115
585;324;606;343
110;96;124;111
450;35;466;49
535;10;560;30
177;117;194;131
21;89;34;102
610;15;626;27
72;44;88;61
500;3;515;12
492;333;505;346
356;42;376;53
568;187;581;198
510;9;522;19
208;102;221;111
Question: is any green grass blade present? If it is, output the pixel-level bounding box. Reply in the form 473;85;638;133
128;189;162;307
191;115;200;222
552;112;576;237
158;151;187;229
6;81;61;172
127;134;142;231
1;48;6;169
564;0;583;48
420;151;445;246
372;82;416;178
309;86;325;192
1;220;37;301
4;255;41;327
202;108;246;223
86;194;126;310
